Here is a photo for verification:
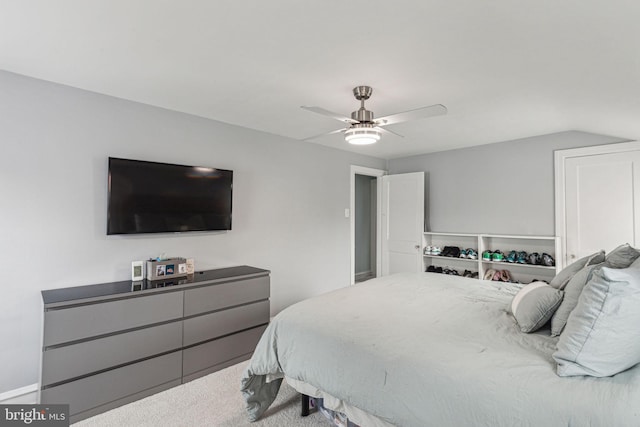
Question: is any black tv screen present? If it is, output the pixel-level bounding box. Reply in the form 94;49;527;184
107;157;233;235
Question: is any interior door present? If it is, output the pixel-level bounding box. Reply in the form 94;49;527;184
561;149;640;266
381;172;425;275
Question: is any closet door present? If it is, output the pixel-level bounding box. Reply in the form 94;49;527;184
556;142;640;268
381;172;425;275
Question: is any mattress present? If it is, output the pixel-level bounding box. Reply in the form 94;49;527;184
241;272;640;426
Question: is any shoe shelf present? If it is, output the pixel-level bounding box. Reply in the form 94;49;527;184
423;232;561;284
480;260;557;270
424;255;478;263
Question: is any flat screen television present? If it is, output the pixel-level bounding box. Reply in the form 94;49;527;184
107;157;233;235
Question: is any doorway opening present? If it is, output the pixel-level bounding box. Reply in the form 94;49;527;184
355;174;377;282
350;165;385;285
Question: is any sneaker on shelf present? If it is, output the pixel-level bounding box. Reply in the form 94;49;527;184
435;266;443;274
506;250;518;263
516;251;528;264
424;246;432;255
482;250;493;261
500;270;513;282
491;250;504;262
541;253;555;267
426;265;436;272
449;247;461;258
463;269;473;277
466;248;478;260
528;252;541;265
431;246;442;256
471;271;479;279
459;248;468;258
450;269;459;276
483;269;497;280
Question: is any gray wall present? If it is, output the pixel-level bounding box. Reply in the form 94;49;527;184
389;131;627;235
0;71;385;393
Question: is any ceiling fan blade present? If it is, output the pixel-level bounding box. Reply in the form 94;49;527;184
302;127;346;141
301;106;358;124
375;104;447;127
375;126;404;138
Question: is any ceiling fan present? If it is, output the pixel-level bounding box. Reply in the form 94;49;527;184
301;85;447;145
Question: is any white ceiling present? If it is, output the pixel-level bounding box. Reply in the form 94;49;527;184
1;1;639;159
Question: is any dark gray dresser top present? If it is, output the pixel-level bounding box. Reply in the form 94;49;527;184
42;265;269;307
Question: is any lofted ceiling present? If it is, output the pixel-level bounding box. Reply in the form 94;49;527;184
1;1;639;159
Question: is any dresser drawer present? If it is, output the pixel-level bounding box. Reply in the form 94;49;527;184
183;300;269;347
183;325;267;377
41;351;182;416
43;291;183;347
41;321;183;387
183;276;269;316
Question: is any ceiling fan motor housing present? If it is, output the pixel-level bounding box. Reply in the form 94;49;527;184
351;108;374;123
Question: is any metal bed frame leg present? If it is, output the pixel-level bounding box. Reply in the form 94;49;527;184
301;393;310;417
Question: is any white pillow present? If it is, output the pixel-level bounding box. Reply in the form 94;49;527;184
511;282;564;333
549;250;604;289
550;263;603;336
553;256;640;377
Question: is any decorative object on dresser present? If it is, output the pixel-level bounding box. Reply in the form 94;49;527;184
146;257;188;280
39;265;270;423
130;260;144;281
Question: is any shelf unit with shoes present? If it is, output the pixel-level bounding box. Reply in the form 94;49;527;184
479;234;560;284
423;232;480;278
423;232;561;284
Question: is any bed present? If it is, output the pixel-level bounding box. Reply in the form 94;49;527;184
240;272;640;427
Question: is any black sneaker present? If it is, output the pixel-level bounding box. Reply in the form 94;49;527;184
528;252;541;265
541;253;555;267
427;265;436;272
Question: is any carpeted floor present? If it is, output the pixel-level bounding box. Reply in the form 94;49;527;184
73;361;328;427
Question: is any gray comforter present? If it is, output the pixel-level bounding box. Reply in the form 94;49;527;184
241;272;640;426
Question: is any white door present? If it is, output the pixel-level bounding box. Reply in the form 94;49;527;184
381;172;425;275
556;142;640;268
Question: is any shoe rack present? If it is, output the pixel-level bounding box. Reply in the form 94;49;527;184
423;232;561;284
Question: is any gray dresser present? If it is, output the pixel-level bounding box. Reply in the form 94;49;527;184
39;265;270;423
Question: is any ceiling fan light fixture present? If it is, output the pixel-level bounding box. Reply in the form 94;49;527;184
344;127;381;145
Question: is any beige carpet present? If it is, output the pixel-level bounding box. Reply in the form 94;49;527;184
73;361;327;427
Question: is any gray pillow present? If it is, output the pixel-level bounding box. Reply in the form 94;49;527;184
550;263;603;336
549;251;605;289
553;256;640;377
605;243;640;268
511;282;564;333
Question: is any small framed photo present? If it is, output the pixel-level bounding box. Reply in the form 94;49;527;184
166;264;175;275
156;265;166;277
131;261;144;281
178;263;187;274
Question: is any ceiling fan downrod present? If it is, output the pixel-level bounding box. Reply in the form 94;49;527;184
351;85;374;123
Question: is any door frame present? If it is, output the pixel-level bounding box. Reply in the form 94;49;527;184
554;140;640;269
350;165;386;285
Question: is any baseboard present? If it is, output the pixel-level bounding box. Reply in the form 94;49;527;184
0;383;38;404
